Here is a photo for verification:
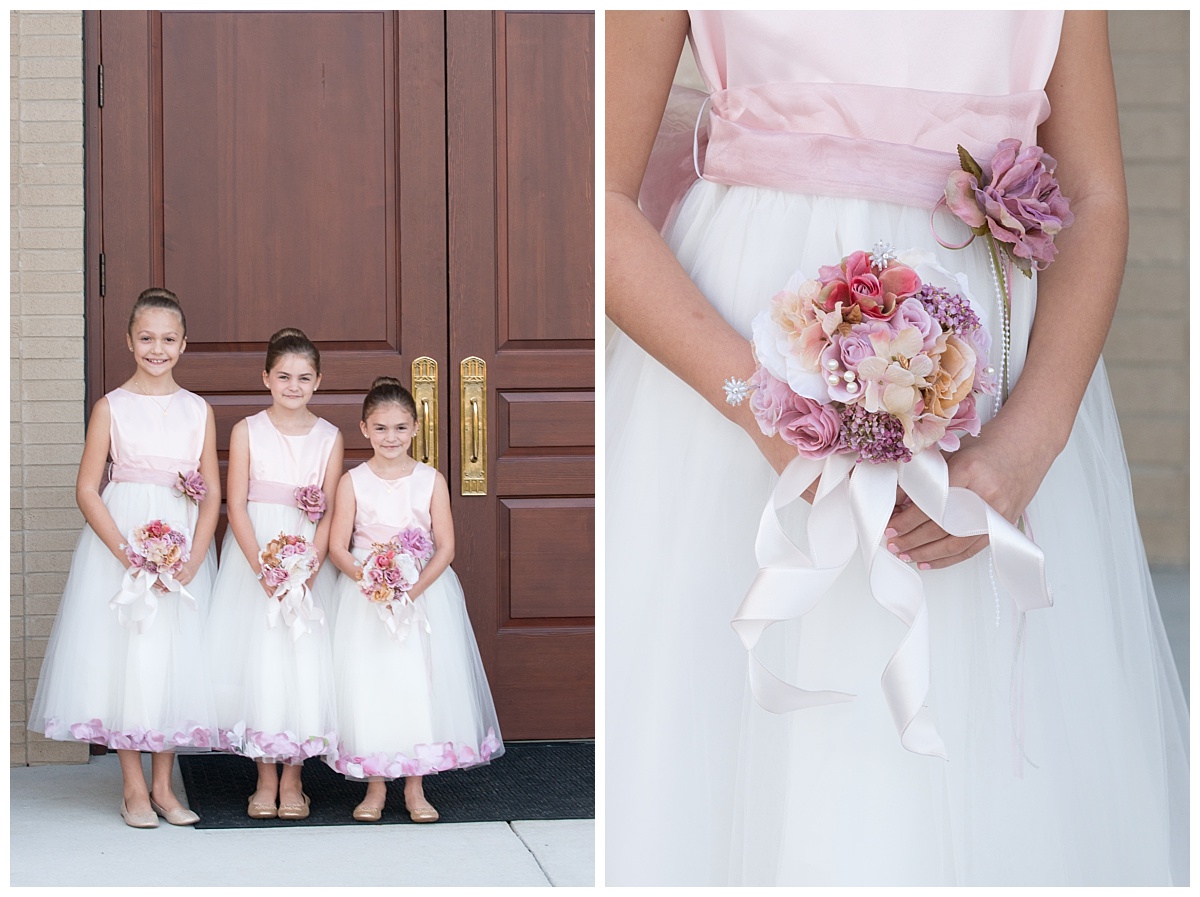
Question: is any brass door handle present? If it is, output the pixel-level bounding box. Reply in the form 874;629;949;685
411;357;438;469
460;357;486;495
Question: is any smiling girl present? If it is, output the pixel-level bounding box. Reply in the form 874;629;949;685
206;328;344;821
28;288;220;828
326;376;503;823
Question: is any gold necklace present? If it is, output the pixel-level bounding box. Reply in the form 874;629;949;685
267;407;314;434
133;380;175;415
371;459;413;493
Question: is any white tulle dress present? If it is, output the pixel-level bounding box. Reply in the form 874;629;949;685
206;411;340;763
328;462;503;780
29;387;218;752
606;11;1188;887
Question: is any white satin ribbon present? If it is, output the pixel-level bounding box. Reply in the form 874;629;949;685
110;567;196;634
731;450;1052;759
375;594;431;645
265;582;325;642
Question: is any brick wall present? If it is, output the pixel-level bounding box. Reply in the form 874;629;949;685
1107;11;1189;565
11;10;88;765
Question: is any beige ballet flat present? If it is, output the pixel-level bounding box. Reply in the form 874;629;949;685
407;802;439;824
277;793;310;821
247;795;278;819
121;799;159;829
150;797;199;826
352;802;382;822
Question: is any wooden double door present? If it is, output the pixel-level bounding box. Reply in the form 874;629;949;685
84;10;594;739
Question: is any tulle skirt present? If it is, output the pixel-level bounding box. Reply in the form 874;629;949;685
28;481;218;752
605;181;1189;885
205;502;339;763
328;557;503;780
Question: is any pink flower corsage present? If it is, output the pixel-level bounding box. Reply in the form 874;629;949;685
176;470;207;505
294;484;326;522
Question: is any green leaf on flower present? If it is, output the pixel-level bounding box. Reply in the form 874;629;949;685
957;145;984;182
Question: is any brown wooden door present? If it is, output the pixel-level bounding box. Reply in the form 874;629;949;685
85;10;594;739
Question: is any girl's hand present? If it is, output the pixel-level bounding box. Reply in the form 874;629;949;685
885;413;1059;570
258;574;276;598
175;557;202;587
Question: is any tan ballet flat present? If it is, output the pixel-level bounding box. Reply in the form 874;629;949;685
247;795;278;819
150;797;199;826
121;799;159;829
352;802;382;822
277;793;310;821
407;802;439;823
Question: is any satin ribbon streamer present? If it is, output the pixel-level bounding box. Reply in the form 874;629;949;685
110;567;197;634
265;581;325;642
731;450;1052;759
376;594;431;645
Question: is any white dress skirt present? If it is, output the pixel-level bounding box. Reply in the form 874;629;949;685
605;11;1188;887
206;503;339;763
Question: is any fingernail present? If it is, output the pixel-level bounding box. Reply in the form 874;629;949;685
884;527;898;538
918;562;931;571
899;553;912;563
887;543;898;554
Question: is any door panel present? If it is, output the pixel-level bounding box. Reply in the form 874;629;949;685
447;11;595;739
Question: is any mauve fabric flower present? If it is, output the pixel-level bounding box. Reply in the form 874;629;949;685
748;368;794;437
176;470;207;505
397;526;434;561
945;139;1074;271
938;392;982;452
294;485;326;522
778;395;842;460
890;297;940;351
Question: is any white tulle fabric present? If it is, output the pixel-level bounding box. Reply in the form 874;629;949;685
206;412;339;763
605;11;1188;887
29;388;218;752
328;463;503;780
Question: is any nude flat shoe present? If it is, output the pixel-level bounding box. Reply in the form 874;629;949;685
247;796;278;819
277;793;310;821
121;799;159;829
149;797;199;826
407;802;439;823
352;802;382;822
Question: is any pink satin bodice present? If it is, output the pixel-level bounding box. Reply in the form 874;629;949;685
245;411;338;492
107;387;207;484
349;461;436;551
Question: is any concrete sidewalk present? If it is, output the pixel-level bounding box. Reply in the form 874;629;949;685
10;752;594;887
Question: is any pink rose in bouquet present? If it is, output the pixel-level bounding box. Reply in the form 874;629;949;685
817;250;923;320
259;532;319;598
175;470;207;506
294;484;326;522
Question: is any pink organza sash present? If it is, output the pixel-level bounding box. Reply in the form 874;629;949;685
247;479;298;508
640;82;1050;230
352;523;402;553
109;462;192;490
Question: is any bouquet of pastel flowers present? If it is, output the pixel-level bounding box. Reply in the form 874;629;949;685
741;244;997;464
359;527;435;642
259;532;324;639
110;519;195;632
728;243;1051;762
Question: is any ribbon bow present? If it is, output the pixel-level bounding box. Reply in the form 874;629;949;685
265;581;325;642
375;593;431;645
731;450;1051;759
110;567;196;634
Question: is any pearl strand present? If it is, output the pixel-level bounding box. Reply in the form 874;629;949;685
985;246;1012;627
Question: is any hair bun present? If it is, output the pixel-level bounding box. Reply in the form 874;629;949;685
269;327;308;345
370;375;403;390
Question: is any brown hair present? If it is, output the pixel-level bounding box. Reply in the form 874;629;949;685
265;327;320;374
128;287;186;336
361;375;417;422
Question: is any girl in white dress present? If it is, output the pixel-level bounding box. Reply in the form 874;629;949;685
206;328;344;820
606;10;1187;886
327;377;503;823
28;288;220;829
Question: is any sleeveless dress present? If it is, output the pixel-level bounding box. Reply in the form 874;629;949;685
206;411;340;763
29;387;218;751
606;11;1188;886
328;462;503;780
